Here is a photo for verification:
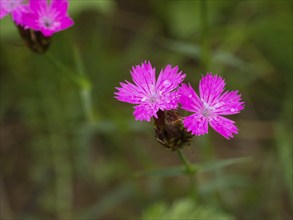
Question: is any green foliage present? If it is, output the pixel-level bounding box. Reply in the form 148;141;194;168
69;0;116;15
142;198;234;220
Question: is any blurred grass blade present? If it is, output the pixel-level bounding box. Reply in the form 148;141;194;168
73;46;97;123
136;157;251;178
160;38;257;82
135;165;186;177
45;52;88;88
276;91;292;200
69;0;116;15
198;157;252;172
160;38;201;58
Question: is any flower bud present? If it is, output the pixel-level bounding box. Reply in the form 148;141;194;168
154;110;194;151
16;24;51;53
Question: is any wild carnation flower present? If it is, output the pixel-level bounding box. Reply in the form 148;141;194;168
22;0;74;37
114;61;186;122
179;73;244;139
0;0;28;25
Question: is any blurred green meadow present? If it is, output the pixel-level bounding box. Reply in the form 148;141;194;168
0;0;292;219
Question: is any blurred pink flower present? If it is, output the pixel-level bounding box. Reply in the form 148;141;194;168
114;61;186;122
179;73;244;139
22;0;74;37
0;0;28;25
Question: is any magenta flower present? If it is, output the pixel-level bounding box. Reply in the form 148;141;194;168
0;0;28;25
22;0;74;37
179;73;244;139
114;61;186;122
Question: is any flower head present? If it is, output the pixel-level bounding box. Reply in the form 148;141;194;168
22;0;74;37
179;73;244;139
114;61;186;122
0;0;28;25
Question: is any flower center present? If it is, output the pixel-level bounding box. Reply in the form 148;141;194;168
141;84;159;104
141;93;158;104
200;101;214;118
149;93;158;103
40;16;60;30
4;0;23;11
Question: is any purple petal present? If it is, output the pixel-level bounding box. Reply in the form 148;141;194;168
41;28;55;37
156;64;185;94
133;104;158;122
114;81;143;104
178;83;202;112
130;61;156;95
199;73;225;106
213;90;245;115
21;11;39;30
1;0;27;20
51;0;68;15
29;0;44;11
183;114;209;136
157;90;180;111
0;8;9;19
209;116;238;140
11;4;29;25
58;15;74;31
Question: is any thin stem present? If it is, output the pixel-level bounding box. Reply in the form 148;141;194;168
189;174;197;200
80;88;96;124
176;149;194;173
176;149;197;200
45;52;84;88
200;0;210;69
45;51;98;124
73;46;97;124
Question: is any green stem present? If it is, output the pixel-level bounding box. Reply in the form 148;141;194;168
200;0;210;69
176;150;193;172
176;150;197;200
45;52;85;88
73;46;97;124
80;88;96;124
45;51;98;124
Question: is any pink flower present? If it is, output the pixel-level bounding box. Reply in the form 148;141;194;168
0;0;28;25
22;0;74;37
114;61;186;122
179;73;244;139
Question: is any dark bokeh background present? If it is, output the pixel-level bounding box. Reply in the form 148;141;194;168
1;1;292;219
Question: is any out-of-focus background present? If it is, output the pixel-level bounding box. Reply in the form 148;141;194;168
1;1;292;219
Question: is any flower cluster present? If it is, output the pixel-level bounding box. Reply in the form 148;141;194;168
0;0;74;37
115;61;244;142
